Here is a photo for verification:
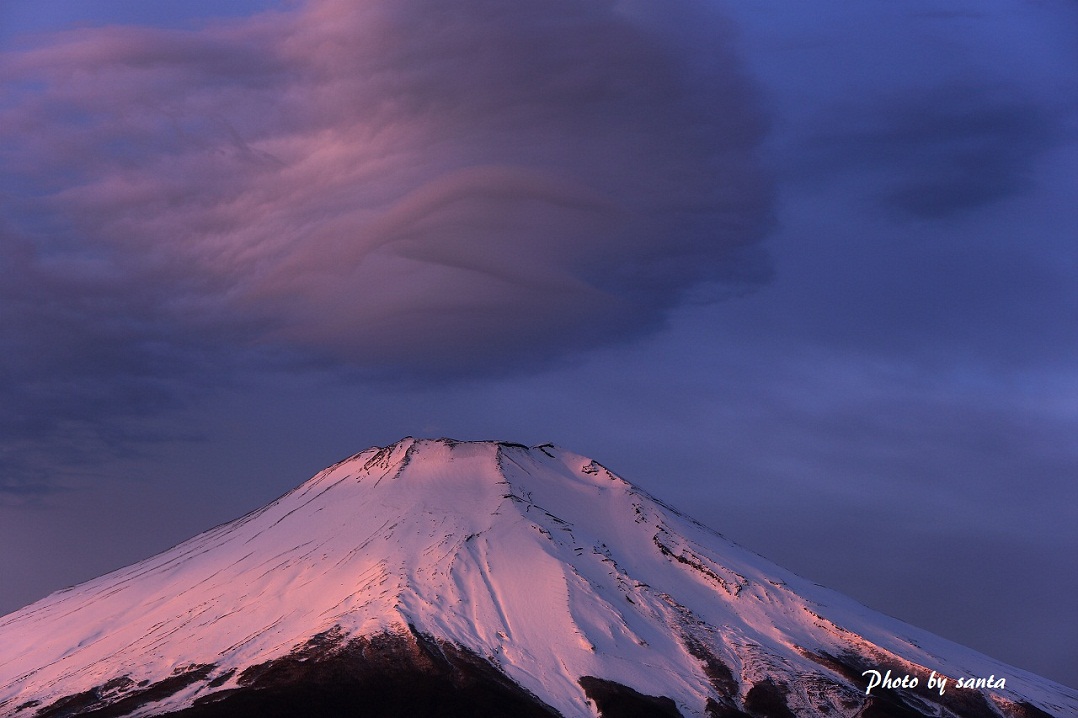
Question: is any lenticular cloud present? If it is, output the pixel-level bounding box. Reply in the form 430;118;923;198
0;0;772;373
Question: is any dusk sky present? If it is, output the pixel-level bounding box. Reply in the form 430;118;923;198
1;0;1075;690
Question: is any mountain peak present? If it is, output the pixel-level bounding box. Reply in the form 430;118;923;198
1;439;1074;717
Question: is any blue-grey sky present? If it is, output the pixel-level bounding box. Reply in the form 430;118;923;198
1;0;1075;688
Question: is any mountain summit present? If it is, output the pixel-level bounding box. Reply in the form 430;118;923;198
1;438;1074;717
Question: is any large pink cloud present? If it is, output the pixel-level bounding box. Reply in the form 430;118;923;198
1;0;772;374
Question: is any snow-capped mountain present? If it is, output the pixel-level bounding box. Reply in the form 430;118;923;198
1;438;1074;717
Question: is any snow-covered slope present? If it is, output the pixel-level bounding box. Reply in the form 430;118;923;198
0;438;1074;717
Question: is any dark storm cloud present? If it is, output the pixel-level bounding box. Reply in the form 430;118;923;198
0;0;772;486
805;82;1061;218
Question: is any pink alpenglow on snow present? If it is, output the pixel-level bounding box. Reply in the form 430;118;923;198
0;439;1074;717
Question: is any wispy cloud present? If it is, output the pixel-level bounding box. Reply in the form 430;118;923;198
0;0;773;480
806;83;1061;218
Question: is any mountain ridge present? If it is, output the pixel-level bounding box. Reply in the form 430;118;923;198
1;438;1074;717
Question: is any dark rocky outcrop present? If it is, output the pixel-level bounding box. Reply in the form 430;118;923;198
31;666;213;718
26;628;559;718
578;675;683;718
743;679;796;718
168;627;559;718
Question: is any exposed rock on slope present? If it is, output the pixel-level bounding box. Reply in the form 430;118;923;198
1;438;1074;717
